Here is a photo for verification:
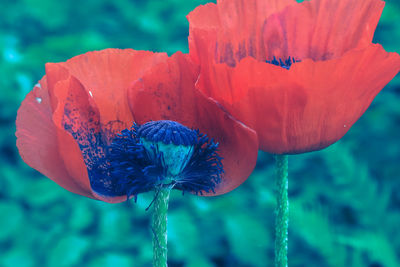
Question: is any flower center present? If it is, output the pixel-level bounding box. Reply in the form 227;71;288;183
94;120;223;199
266;56;300;70
138;120;197;178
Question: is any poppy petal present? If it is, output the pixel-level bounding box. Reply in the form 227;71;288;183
128;52;259;195
16;77;94;198
197;44;400;154
41;49;170;202
50;72;128;203
287;44;400;152
188;0;293;65
49;71;96;197
263;0;385;61
57;49;168;132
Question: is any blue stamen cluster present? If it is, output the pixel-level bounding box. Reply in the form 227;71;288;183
266;56;300;70
137;120;197;146
174;133;223;195
83;120;223;200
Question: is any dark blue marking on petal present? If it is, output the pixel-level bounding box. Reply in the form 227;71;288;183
266;56;301;70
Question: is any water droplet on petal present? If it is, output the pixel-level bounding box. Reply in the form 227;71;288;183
88;91;93;97
343;125;347;128
36;97;42;103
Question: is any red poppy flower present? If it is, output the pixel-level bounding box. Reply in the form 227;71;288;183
188;0;400;154
16;49;258;203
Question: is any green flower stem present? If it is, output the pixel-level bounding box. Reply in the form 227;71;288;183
275;155;289;267
152;187;171;267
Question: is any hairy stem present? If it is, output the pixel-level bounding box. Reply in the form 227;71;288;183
275;155;289;267
152;187;171;267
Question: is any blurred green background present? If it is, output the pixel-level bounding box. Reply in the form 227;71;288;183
1;0;400;266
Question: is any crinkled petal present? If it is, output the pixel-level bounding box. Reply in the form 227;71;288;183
263;0;385;61
188;0;293;66
197;44;400;154
128;52;259;195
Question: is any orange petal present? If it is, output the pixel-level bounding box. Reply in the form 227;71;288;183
197;44;400;154
188;0;293;65
16;77;94;198
58;49;168;132
263;0;385;61
128;52;259;195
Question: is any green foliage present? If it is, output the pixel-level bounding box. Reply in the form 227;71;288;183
0;0;399;266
